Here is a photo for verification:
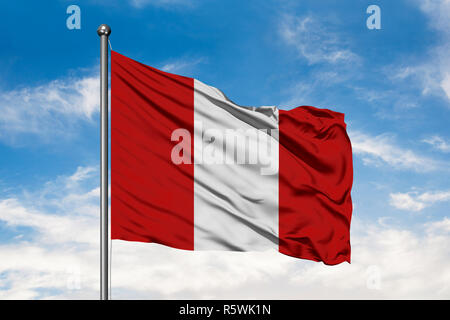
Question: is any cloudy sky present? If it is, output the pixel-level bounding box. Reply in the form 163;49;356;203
0;0;449;299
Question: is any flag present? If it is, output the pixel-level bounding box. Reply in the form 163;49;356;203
111;51;353;265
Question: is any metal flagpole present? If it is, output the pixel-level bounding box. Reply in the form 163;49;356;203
97;24;111;301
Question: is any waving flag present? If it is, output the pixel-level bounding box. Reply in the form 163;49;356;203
111;51;353;265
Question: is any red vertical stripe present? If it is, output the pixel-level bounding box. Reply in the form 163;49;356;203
279;106;353;265
111;51;194;250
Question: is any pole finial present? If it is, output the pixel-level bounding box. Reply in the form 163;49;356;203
97;24;111;37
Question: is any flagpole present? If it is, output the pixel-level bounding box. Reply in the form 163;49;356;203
97;24;111;301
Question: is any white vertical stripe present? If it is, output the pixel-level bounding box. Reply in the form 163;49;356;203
193;79;279;251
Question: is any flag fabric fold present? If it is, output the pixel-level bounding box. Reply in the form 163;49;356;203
111;51;353;265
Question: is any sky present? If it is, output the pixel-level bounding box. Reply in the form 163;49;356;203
0;0;449;299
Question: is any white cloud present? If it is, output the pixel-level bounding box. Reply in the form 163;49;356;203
0;166;100;299
0;166;99;245
417;0;450;34
0;198;98;245
441;73;450;100
389;193;426;211
349;131;442;172
279;69;353;108
280;15;359;65
426;217;450;234
419;191;450;202
0;166;450;299
160;57;205;74
67;166;97;184
0;74;99;143
387;60;450;102
390;190;450;211
423;135;450;153
388;0;450;103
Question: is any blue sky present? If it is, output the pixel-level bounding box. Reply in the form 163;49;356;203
0;0;449;299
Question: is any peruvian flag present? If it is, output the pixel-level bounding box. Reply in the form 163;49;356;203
111;51;353;265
